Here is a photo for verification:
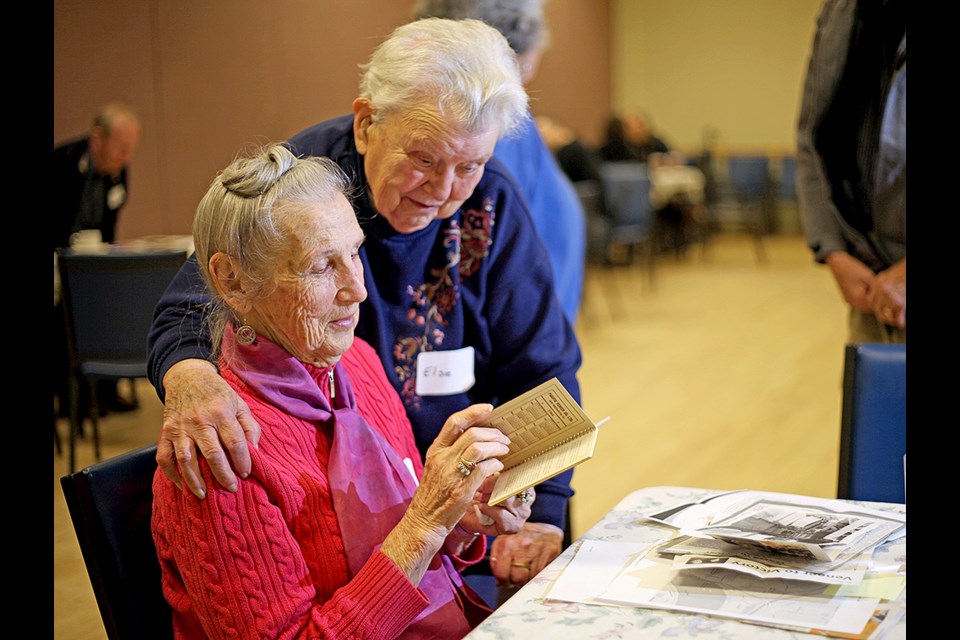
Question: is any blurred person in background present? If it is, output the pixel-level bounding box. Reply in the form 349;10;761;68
599;110;669;164
53;102;143;417
536;114;604;188
796;0;906;342
598;113;640;162
52;102;142;251
623;110;670;164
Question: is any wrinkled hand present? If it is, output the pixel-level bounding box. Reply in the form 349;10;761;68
489;521;564;588
407;404;511;531
383;405;510;584
825;252;875;312
868;259;906;328
458;482;534;538
157;359;261;498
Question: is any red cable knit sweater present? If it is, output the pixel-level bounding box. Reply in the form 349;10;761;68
151;337;485;639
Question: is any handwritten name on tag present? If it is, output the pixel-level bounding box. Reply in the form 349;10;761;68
415;347;475;396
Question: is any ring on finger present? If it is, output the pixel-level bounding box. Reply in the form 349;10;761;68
511;561;532;570
456;457;477;476
516;489;533;504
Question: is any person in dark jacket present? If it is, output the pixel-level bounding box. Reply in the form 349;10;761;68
52;102;142;251
796;0;905;342
53;102;142;416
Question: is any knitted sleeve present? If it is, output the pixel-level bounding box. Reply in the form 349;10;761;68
152;460;429;640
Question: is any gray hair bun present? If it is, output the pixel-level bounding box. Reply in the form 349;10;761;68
220;144;297;198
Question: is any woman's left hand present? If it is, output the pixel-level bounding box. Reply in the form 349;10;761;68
457;480;534;537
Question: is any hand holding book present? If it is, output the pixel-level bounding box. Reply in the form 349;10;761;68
479;378;606;506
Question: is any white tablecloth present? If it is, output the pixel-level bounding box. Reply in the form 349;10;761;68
466;486;906;639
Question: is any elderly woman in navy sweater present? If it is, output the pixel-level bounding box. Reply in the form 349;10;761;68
148;18;582;589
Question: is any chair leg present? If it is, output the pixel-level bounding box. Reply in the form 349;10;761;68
68;374;81;473
753;229;768;265
53;405;63;456
642;240;657;291
89;379;102;462
129;377;140;409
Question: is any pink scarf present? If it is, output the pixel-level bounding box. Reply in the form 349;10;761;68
221;323;483;638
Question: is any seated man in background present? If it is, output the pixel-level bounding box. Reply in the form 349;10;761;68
52;102;142;251
622;110;670;163
53;102;143;417
536;115;605;188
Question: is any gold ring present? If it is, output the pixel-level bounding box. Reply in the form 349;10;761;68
456;457;477;476
516;490;533;504
883;306;894;316
511;561;532;570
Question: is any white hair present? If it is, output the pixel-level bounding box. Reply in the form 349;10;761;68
358;17;529;138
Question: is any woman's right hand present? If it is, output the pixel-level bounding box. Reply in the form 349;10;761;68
157;358;261;498
412;404;511;529
382;404;510;584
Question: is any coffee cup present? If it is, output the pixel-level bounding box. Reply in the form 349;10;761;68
70;229;103;250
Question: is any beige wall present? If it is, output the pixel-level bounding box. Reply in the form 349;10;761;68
53;0;610;241
54;1;822;240
611;0;823;155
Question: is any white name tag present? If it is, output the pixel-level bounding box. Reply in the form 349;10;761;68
415;347;476;396
107;184;127;210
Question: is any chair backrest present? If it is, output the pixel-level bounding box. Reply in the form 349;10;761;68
57;250;187;365
599;162;652;241
60;444;172;640
573;179;604;218
726;155;771;199
837;343;907;503
778;155;797;201
573;180;609;263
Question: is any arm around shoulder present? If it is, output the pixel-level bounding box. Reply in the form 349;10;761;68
147;252;217;401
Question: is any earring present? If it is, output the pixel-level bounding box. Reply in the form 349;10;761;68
236;324;257;346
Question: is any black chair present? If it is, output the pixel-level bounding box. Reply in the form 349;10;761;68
837;343;907;503
725;155;775;263
60;444;172;640
57;249;187;472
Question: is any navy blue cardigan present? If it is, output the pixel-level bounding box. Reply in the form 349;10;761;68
147;115;582;530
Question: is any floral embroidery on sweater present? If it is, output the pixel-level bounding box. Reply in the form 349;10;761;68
394;198;495;408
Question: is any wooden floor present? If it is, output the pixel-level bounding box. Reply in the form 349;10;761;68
52;231;850;640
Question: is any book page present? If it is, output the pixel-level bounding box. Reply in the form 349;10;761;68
489;425;598;505
481;378;593;468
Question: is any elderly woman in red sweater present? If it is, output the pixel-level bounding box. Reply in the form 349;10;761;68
151;143;533;639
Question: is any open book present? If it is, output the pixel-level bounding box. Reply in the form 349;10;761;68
482;378;603;506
